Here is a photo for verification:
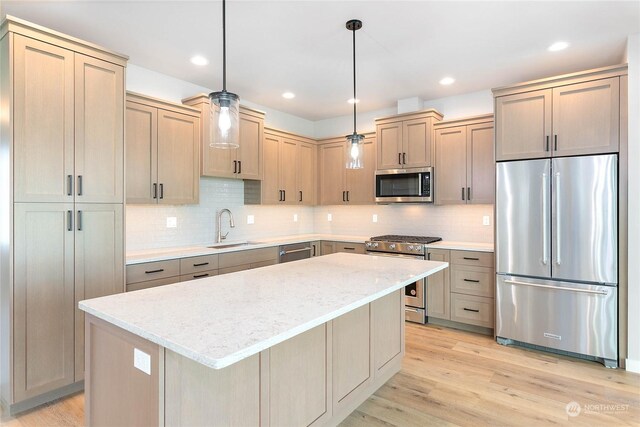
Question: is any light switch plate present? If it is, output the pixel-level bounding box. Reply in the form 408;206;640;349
166;217;177;228
293;214;298;222
483;215;491;226
133;348;151;375
372;214;378;223
327;213;332;222
247;215;255;224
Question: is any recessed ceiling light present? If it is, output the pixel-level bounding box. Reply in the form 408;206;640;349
347;98;360;104
282;92;295;99
190;55;209;66
548;41;569;52
439;77;455;86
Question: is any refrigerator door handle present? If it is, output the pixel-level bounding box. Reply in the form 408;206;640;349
504;279;608;295
555;172;561;265
542;172;548;265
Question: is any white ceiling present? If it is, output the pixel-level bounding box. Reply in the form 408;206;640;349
3;1;639;120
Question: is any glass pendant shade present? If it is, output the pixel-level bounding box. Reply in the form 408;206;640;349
209;90;240;149
345;132;364;169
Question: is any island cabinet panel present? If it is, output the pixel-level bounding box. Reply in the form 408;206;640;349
267;324;329;426
85;315;160;427
426;249;451;320
332;305;372;411
164;351;260;427
372;290;403;376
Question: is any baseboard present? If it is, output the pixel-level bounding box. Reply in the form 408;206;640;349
8;381;84;416
625;358;640;373
427;317;494;336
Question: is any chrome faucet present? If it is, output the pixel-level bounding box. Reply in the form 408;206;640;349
216;209;235;243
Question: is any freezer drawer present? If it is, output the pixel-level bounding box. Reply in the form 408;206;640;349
496;275;617;361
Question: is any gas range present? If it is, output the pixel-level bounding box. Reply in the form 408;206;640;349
365;235;442;256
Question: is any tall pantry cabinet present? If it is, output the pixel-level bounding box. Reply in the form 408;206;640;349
0;16;127;413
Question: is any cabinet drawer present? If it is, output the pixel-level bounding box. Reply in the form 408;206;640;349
250;259;277;269
450;250;494;268
126;276;179;292
180;254;219;275
218;264;249;275
126;259;180;284
180;269;218;282
335;242;365;254
218;247;279;269
450;294;494;328
450;265;494;298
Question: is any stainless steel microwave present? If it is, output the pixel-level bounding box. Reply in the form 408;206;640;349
375;167;433;203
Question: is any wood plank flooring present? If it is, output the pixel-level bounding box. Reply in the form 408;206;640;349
1;323;638;426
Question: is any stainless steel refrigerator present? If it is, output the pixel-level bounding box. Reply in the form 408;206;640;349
495;154;618;367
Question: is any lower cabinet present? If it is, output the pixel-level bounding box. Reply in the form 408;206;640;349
426;249;451;320
321;241;366;256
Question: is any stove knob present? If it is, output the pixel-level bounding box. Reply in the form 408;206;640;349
408;245;414;251
373;242;379;248
389;244;396;250
366;242;372;247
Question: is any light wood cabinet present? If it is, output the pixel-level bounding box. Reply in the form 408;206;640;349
375;109;443;170
426;249;451;320
318;134;375;205
493;66;626;160
182;94;264;180
434;115;494;205
1;17;127;412
126;93;200;205
297;141;317;205
13;35;124;204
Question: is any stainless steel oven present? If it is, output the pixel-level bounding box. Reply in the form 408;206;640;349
375;167;433;203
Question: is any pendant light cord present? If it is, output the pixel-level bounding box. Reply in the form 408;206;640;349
352;26;357;134
222;0;227;91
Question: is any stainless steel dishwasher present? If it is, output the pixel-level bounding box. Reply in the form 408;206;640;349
279;242;313;263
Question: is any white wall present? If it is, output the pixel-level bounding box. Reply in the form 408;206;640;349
625;33;640;373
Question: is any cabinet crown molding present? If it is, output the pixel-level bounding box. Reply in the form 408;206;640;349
181;93;266;117
434;114;494;129
375;108;444;124
1;15;128;66
127;91;200;117
492;63;628;98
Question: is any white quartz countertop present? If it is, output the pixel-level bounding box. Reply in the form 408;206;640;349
80;253;448;370
126;234;369;265
426;241;494;252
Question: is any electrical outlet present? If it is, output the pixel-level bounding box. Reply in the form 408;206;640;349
327;213;332;222
247;215;255;225
133;348;151;375
372;214;378;223
293;214;298;222
483;215;491;226
166;217;177;228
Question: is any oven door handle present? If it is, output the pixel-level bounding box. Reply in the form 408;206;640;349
366;251;424;260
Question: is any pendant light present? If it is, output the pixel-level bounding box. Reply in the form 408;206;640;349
345;19;364;169
209;0;240;149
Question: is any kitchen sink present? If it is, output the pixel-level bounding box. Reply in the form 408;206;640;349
207;242;250;250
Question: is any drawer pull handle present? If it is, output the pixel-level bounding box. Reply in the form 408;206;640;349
343;247;355;250
193;262;209;267
145;269;164;274
463;308;480;313
463;279;480;283
193;273;209;278
463;257;480;261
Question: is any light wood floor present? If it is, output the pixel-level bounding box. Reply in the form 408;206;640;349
2;323;639;426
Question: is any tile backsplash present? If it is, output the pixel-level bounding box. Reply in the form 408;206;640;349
126;177;494;251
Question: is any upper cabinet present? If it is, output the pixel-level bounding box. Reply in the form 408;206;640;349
12;34;124;204
318;134;376;205
493;65;626;161
375;109;443;170
182;94;264;180
126;92;200;205
245;128;317;206
435;115;494;205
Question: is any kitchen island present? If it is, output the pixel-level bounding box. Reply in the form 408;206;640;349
79;253;448;426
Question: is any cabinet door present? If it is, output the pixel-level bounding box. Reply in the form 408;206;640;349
319;143;346;205
435;126;467;205
74;54;124;203
376;122;402;170
346;137;375;204
14;203;75;401
202;146;236;178
403;118;431;168
13;35;74;203
495;89;552;161
261;134;281;204
237;111;263;180
74;204;124;380
280;139;298;205
125;102;157;204
157;110;200;204
426;249;450;320
297;142;316;205
552;78;619;156
466;122;495;204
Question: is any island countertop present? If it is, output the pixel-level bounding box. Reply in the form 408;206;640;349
80;253;448;370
